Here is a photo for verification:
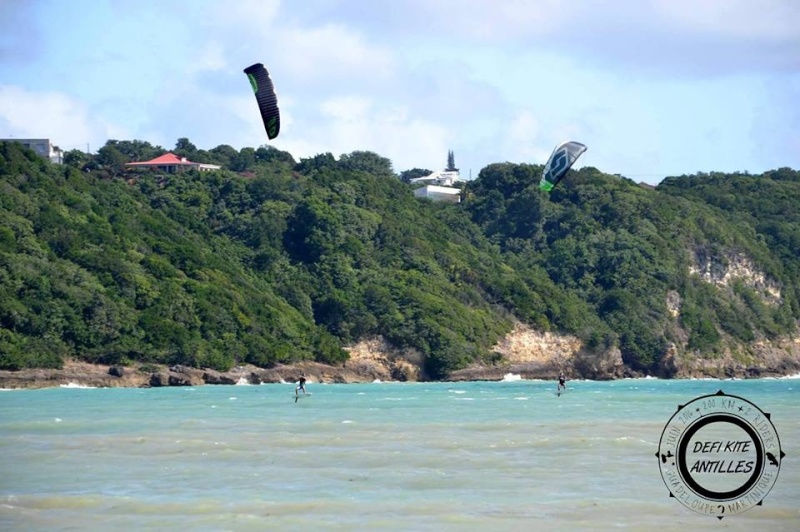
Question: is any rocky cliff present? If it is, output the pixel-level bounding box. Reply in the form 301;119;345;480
2;322;799;389
3;247;799;389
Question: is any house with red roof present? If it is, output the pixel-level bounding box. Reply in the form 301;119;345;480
125;152;221;173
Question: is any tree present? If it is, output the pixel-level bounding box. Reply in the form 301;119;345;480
63;149;91;169
174;138;197;158
255;145;296;167
94;144;129;175
295;152;337;174
338;151;394;178
446;150;458;172
106;140;163;161
231;147;256;172
399;168;432;183
2;141;799;380
209;144;239;168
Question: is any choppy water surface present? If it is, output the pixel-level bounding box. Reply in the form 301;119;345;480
1;377;798;530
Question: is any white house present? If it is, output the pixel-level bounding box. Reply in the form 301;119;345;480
413;185;462;203
411;167;462;203
410;150;464;202
409;169;461;187
1;138;63;164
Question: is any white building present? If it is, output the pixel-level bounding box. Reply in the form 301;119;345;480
411;169;462;203
1;138;63;164
410;150;463;203
409;169;461;187
413;184;462;203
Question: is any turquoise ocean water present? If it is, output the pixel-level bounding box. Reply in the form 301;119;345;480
1;377;798;531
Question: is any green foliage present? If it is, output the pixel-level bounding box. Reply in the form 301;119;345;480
1;139;798;378
466;162;800;373
337;151;394;178
399;168;432;183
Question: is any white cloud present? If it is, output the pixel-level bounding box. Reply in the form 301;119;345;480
501;109;544;162
413;0;570;41
302;0;800;76
3;0;796;181
0;85;127;151
653;0;800;40
191;42;229;73
202;0;281;28
278;23;396;84
320;95;374;121
276;94;451;171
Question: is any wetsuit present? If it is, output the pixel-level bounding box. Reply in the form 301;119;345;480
295;377;307;402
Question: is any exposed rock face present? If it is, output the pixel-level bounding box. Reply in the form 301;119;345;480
658;343;680;378
1;326;799;389
202;370;239;385
450;322;800;381
689;248;782;305
149;372;169;387
0;360;156;389
493;324;580;368
391;360;419;382
448;324;627;381
462;326;567;380
572;346;626;380
670;247;798;377
668;336;800;379
169;365;204;386
343;337;425;382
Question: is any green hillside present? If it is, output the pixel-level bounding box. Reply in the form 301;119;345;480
1;140;798;378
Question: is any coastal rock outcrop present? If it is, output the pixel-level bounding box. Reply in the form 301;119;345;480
667;335;800;379
343;337;425;382
2;327;799;390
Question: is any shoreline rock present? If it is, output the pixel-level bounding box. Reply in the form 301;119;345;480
2;356;798;390
2;329;799;389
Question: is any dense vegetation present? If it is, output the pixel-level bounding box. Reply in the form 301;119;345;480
1;139;798;377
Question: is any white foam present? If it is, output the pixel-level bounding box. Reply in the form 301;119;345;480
59;382;95;389
780;373;800;380
235;377;250;385
502;373;521;381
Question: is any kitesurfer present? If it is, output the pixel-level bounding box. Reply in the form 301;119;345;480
295;374;307;402
557;372;566;393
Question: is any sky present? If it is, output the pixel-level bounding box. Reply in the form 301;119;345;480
1;0;799;185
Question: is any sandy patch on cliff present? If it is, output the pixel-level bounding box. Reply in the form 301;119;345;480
344;337;424;381
491;323;581;366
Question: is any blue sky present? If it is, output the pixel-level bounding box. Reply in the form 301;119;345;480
1;0;798;184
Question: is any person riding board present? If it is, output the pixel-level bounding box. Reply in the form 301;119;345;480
557;372;566;394
295;374;307;402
